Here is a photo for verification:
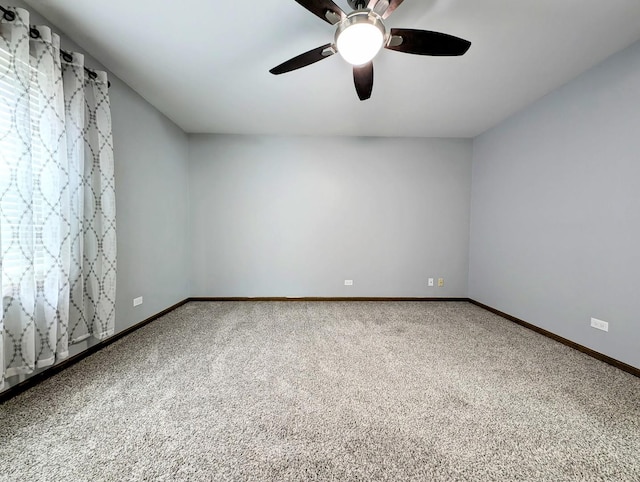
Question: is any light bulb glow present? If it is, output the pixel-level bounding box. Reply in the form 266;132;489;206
337;22;385;66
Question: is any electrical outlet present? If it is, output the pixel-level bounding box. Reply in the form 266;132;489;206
428;278;434;287
438;278;444;287
344;280;353;286
591;317;608;332
133;296;143;307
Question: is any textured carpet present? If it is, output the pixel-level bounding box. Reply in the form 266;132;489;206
1;301;639;481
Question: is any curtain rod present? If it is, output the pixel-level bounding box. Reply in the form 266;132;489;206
1;5;111;88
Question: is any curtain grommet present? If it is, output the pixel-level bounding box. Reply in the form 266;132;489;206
2;9;15;21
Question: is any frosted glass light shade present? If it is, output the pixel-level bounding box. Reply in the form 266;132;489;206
337;22;385;66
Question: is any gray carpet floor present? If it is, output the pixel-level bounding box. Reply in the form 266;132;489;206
1;301;639;481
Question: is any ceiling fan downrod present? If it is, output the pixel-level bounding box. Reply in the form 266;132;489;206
347;0;367;10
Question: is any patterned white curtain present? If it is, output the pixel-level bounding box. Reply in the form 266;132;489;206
0;7;116;391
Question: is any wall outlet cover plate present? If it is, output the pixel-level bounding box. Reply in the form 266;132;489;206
591;317;609;332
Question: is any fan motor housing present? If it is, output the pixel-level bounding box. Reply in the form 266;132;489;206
334;10;387;46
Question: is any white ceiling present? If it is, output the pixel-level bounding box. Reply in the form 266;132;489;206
25;0;640;138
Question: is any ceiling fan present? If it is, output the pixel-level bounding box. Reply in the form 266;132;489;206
270;0;472;101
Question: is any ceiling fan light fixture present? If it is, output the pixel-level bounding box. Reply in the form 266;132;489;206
335;11;386;66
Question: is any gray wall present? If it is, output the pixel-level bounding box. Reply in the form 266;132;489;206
2;2;191;392
469;41;640;369
189;135;472;297
110;81;190;330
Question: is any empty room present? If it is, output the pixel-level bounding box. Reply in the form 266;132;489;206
1;0;639;480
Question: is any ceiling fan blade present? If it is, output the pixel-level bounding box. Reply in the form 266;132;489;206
294;0;345;25
270;44;335;75
381;0;404;19
353;62;374;101
386;29;471;56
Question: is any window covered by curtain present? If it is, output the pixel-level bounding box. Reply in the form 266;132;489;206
0;7;116;391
